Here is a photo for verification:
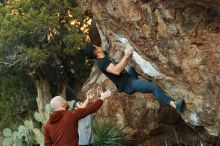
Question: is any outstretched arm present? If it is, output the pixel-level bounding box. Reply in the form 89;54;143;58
76;89;94;108
72;90;111;120
106;47;133;75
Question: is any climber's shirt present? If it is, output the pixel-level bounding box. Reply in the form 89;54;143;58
97;56;130;92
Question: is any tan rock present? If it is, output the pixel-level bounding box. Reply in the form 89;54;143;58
78;0;220;145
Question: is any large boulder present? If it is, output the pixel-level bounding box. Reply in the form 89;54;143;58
77;0;220;145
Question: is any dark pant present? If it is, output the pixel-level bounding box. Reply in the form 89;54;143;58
124;67;172;105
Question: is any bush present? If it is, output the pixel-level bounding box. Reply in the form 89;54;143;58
0;68;37;131
2;104;50;146
93;120;124;146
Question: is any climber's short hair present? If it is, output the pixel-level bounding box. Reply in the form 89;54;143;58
86;43;96;59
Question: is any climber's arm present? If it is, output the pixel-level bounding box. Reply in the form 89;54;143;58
106;56;129;75
106;47;133;75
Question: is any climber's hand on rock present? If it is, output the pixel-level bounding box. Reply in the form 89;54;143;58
124;46;134;58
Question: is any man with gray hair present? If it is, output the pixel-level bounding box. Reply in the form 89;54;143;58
50;96;68;112
44;90;111;146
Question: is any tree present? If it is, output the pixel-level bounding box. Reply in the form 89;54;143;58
0;0;93;116
0;67;37;130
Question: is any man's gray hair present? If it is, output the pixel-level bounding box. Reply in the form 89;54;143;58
50;96;66;112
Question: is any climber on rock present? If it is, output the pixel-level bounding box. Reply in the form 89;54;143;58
86;43;185;113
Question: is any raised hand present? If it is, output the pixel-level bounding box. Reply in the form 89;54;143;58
86;89;94;100
96;86;102;97
124;45;134;57
99;89;111;100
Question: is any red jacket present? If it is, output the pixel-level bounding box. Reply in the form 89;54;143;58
44;99;103;146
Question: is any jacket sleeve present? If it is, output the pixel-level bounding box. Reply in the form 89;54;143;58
71;99;103;121
44;125;52;146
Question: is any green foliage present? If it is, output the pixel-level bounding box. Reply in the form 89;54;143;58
34;112;44;123
2;138;13;146
0;68;37;131
0;63;38;146
0;0;93;132
33;128;44;144
18;125;29;137
0;0;90;69
34;103;51;124
63;33;86;54
0;0;94;100
0;0;94;144
3;128;12;137
45;104;51;120
93;120;124;146
24;120;34;130
3;121;38;145
2;103;50;145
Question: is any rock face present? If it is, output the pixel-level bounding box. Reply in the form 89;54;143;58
77;0;220;145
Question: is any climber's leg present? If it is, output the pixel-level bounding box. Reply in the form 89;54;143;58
125;79;171;104
127;66;138;79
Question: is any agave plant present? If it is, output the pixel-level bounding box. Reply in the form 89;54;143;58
93;120;124;146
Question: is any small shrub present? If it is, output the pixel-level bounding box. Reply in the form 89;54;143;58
2;104;50;146
93;120;124;146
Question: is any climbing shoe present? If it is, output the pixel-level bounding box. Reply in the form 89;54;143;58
175;99;185;113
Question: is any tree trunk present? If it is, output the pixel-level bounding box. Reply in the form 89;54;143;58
30;66;52;117
58;83;66;98
57;70;69;99
35;76;51;116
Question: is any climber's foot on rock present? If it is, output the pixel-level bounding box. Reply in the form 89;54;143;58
175;99;185;113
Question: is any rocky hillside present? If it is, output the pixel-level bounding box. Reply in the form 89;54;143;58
76;0;220;145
